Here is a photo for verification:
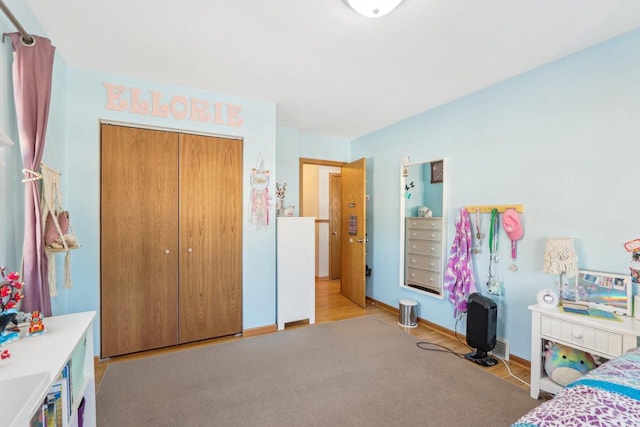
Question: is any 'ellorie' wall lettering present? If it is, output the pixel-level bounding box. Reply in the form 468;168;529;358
103;82;244;128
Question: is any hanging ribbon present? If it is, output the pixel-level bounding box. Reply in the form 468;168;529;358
487;208;499;291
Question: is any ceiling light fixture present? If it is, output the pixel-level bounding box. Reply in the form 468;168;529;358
344;0;405;18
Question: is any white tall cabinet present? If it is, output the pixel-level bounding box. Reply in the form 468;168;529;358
277;217;316;330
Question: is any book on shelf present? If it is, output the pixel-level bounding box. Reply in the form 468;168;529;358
46;378;69;427
59;360;73;415
30;401;47;427
46;388;60;427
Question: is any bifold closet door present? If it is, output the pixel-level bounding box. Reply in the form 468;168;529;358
100;125;180;358
178;134;243;343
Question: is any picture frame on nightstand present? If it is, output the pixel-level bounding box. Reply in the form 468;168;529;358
563;270;632;316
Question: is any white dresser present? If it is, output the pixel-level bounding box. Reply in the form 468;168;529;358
405;217;442;294
277;217;316;330
529;304;640;399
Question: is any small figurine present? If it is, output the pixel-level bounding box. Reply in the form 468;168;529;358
27;311;46;337
0;349;10;365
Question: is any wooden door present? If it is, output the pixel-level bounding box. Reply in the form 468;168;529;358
100;124;179;358
329;173;341;279
340;158;367;307
178;134;243;343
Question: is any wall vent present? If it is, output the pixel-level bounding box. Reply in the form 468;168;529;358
491;337;509;361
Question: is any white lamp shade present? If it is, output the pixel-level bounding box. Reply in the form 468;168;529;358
543;237;578;277
344;0;404;18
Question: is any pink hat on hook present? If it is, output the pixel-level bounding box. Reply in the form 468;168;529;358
503;208;523;265
502;208;523;241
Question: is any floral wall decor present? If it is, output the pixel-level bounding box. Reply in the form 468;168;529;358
249;159;271;227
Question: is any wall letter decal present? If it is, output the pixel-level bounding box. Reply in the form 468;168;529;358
190;98;211;122
212;102;226;125
129;87;150;115
170;96;189;120
104;82;128;111
150;91;170;118
103;82;246;128
226;104;244;127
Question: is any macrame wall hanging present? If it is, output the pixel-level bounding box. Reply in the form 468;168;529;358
249;157;271;227
40;163;79;295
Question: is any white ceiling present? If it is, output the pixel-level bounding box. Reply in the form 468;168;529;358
20;0;640;139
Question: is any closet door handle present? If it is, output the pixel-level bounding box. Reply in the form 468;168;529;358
164;249;170;255
187;248;193;253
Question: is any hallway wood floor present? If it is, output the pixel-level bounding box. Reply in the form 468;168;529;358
95;279;532;394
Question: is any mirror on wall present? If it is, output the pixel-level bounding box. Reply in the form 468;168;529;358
399;158;447;298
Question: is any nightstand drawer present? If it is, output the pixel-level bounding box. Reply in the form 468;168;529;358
540;315;623;357
406;239;441;255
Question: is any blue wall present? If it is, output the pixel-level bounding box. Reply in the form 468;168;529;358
353;28;640;359
276;126;350;211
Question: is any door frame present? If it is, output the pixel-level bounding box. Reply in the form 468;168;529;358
299;158;346;289
299;158;347;214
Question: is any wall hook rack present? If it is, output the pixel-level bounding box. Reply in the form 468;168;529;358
464;204;524;214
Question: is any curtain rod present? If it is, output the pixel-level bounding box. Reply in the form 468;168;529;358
0;0;35;46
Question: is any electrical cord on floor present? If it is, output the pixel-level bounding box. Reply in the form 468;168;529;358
491;354;531;387
454;313;470;348
415;341;466;359
453;311;530;387
416;314;468;359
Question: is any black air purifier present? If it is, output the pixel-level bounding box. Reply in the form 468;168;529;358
465;293;498;367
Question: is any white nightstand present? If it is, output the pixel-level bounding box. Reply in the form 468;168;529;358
529;304;640;399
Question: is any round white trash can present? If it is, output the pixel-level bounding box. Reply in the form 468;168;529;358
398;298;418;328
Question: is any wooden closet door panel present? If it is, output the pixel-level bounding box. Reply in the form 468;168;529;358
178;134;242;343
101;124;180;357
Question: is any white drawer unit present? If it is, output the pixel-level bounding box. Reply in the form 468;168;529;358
540;315;623;357
405;217;442;293
529;304;640;399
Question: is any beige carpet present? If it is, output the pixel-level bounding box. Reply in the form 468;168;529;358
97;315;540;426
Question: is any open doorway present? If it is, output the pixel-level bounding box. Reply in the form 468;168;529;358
299;158;343;281
299;157;368;309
